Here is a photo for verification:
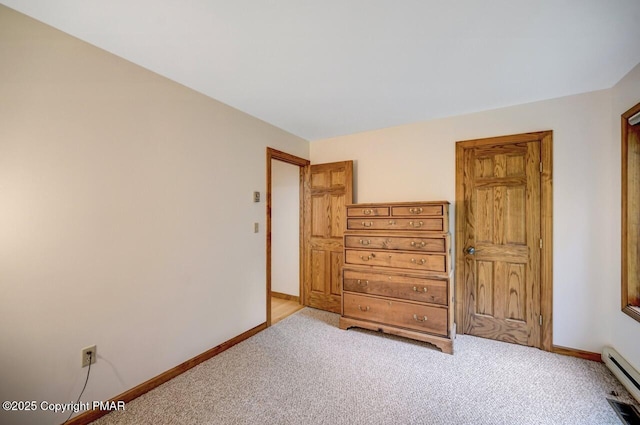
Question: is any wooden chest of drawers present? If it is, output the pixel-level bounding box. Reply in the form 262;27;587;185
339;201;455;354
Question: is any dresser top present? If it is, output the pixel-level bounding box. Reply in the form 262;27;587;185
347;201;450;207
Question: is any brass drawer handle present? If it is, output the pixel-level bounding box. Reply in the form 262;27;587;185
409;221;424;228
409;207;423;214
413;286;428;293
357;279;369;286
363;209;373;215
413;314;428;322
359;254;375;261
410;241;427;248
359;239;371;246
411;258;426;265
388;220;396;225
358;305;370;312
361;221;373;227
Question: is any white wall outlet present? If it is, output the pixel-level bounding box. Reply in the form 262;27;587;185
82;345;97;368
253;191;260;202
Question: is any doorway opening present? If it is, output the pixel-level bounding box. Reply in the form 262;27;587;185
266;148;309;326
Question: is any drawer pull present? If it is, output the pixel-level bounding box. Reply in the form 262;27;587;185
358;305;370;312
409;207;423;214
356;279;369;286
388;220;397;225
359;254;375;261
363;209;373;215
410;241;427;248
411;258;427;265
413;286;428;293
413;314;428;322
361;221;373;227
359;239;371;246
409;221;424;228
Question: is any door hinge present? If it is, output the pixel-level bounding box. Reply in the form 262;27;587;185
539;315;543;326
539;238;543;249
540;162;543;173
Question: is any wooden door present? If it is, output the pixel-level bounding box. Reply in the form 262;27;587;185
459;137;542;347
303;161;353;313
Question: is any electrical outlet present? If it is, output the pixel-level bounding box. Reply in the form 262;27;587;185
82;345;97;368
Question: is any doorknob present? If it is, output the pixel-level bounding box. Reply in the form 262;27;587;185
466;246;476;255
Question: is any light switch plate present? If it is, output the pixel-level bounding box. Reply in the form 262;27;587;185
253;191;260;202
254;222;259;233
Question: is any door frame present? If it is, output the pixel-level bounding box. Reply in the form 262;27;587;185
266;148;310;327
454;131;553;351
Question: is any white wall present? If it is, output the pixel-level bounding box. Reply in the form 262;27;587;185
610;63;640;372
271;160;300;297
0;6;308;425
311;87;629;355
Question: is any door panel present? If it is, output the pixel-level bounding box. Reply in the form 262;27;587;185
330;194;346;237
462;141;541;347
303;161;353;313
507;263;526;321
476;260;493;315
330;251;343;296
311;194;328;237
311;249;326;292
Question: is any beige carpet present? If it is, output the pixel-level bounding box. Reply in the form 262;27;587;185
92;308;636;425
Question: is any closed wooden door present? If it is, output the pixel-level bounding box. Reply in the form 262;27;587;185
459;138;541;347
303;161;353;313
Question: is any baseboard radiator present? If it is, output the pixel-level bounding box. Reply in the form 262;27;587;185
603;346;640;403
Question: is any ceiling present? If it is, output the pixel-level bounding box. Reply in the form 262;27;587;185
3;1;640;141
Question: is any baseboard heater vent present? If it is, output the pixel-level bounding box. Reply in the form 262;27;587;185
603;346;640;403
607;399;640;425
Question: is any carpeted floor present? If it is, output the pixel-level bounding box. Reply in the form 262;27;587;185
92;308;636;425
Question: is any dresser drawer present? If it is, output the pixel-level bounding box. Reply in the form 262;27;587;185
391;205;443;217
345;234;447;253
347;218;445;232
343;269;448;305
345;249;447;273
346;206;389;217
343;293;448;336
